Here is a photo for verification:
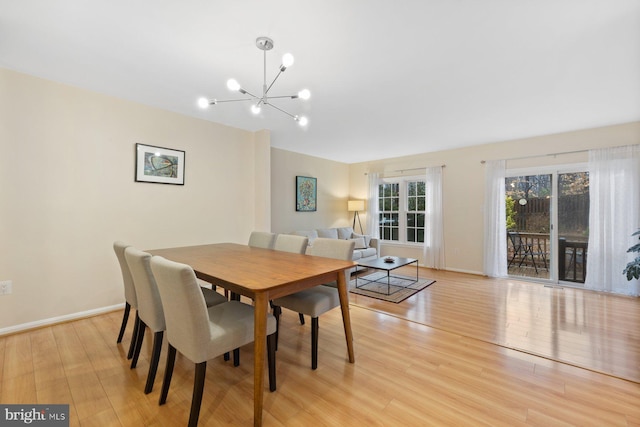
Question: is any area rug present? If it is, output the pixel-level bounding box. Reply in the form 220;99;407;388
349;272;435;303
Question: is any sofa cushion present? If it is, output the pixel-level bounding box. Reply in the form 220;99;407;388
351;250;363;261
291;230;318;245
352;232;371;247
337;227;354;240
358;247;377;258
349;237;367;249
317;228;339;239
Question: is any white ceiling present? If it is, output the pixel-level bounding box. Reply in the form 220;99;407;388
2;0;639;163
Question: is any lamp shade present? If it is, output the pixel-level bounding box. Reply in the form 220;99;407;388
348;200;365;212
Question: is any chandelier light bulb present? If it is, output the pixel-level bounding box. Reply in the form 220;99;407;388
297;116;308;126
227;79;241;92
197;97;209;109
282;53;294;68
251;104;261;114
298;89;311;100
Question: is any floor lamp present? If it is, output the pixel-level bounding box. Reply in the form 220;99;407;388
348;200;365;234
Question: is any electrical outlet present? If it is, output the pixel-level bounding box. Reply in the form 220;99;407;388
0;280;12;295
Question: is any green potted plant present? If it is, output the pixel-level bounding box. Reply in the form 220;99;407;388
623;229;640;280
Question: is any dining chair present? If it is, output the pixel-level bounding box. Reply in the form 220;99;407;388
125;247;229;394
113;241;139;359
271;237;355;369
150;256;277;427
272;234;309;333
248;231;276;249
273;234;309;254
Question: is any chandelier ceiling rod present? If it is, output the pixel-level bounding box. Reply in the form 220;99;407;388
198;36;310;126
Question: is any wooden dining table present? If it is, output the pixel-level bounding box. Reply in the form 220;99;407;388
148;243;356;426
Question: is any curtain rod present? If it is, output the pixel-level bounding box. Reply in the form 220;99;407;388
480;148;589;164
364;165;446;175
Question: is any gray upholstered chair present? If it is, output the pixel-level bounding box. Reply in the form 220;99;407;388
273;234;309;329
273;234;308;254
150;256;277;427
271;237;355;369
248;231;276;249
125;247;228;394
113;241;139;359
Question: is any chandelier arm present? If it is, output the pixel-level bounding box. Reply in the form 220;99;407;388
238;88;262;101
265;95;299;100
263;70;284;97
212;98;254;104
266;103;297;120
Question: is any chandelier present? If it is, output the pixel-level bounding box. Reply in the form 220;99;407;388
198;36;310;126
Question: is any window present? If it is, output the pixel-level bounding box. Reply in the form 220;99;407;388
378;178;425;244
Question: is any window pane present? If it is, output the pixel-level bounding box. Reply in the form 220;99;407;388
417;181;426;196
417;229;424;243
417;213;425;227
407;213;415;226
408;228;415;242
408;182;416;196
391;228;398;240
408;197;415;211
417;197;425;211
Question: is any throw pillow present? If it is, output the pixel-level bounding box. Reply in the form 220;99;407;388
352;233;371;247
349;237;367;249
337;227;354;240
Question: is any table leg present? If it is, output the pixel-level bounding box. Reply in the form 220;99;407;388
253;293;268;427
336;270;355;363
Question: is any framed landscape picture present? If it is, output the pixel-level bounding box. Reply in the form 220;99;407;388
296;176;317;212
135;143;185;185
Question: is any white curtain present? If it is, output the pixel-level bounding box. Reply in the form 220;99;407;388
585;145;640;296
423;166;445;269
484;160;508;277
366;172;380;238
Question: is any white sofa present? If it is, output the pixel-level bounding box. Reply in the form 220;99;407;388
290;227;380;264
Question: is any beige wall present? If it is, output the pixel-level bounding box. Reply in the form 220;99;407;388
0;68;270;332
270;148;350;233
350;122;640;274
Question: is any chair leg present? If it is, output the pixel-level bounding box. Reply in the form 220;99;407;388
272;305;282;351
223;352;230;361
299;313;305;325
267;333;276;392
127;311;141;359
189;362;207;427
130;320;146;369
117;302;130;343
311;317;319;370
233;348;240;367
159;344;177;405
144;331;163;394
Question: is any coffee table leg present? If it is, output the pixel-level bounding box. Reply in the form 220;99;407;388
387;270;391;295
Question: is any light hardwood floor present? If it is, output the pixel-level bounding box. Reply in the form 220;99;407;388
1;269;639;426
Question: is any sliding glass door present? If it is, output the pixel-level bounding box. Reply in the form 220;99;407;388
557;172;589;283
505;167;590;284
505;174;552;280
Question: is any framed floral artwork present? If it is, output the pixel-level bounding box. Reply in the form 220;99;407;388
296;176;317;212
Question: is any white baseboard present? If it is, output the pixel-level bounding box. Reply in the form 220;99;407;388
0;303;125;336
